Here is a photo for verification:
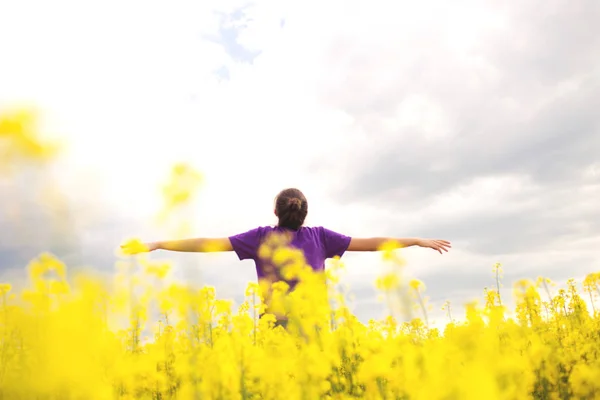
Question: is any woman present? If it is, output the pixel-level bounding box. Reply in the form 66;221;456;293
128;188;451;327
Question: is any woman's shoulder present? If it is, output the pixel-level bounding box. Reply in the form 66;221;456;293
301;226;330;232
299;226;327;236
264;226;320;234
250;225;329;236
303;226;350;240
257;225;326;237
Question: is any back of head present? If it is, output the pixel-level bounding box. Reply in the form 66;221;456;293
275;188;308;230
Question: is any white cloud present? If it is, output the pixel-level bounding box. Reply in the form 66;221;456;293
1;0;599;323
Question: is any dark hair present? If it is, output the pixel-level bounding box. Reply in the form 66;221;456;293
275;188;308;230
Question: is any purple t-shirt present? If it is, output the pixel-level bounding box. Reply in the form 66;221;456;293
228;226;351;289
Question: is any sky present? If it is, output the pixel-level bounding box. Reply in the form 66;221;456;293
1;0;599;325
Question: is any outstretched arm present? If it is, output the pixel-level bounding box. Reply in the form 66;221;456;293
152;238;233;252
347;237;451;254
133;238;233;253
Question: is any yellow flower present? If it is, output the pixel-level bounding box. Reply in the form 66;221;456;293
49;280;70;295
160;163;203;211
409;279;424;291
377;240;406;265
0;108;60;171
143;262;171;279
119;238;150;255
215;300;232;315
376;272;400;291
244;282;260;298
257;243;272;260
40;253;67;278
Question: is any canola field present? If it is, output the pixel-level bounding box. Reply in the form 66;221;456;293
0;250;599;400
2;110;600;399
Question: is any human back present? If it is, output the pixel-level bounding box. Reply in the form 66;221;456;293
229;224;351;290
228;188;351;289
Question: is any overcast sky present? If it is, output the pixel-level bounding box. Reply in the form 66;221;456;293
1;0;599;325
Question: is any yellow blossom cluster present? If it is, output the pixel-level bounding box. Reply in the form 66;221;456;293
0;108;60;173
0;247;598;399
156;163;203;237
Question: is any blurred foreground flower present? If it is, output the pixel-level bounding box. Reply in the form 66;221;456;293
160;163;203;212
378;239;406;265
0;108;61;172
156;162;203;238
119;238;150;256
0;251;599;399
0;283;11;294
